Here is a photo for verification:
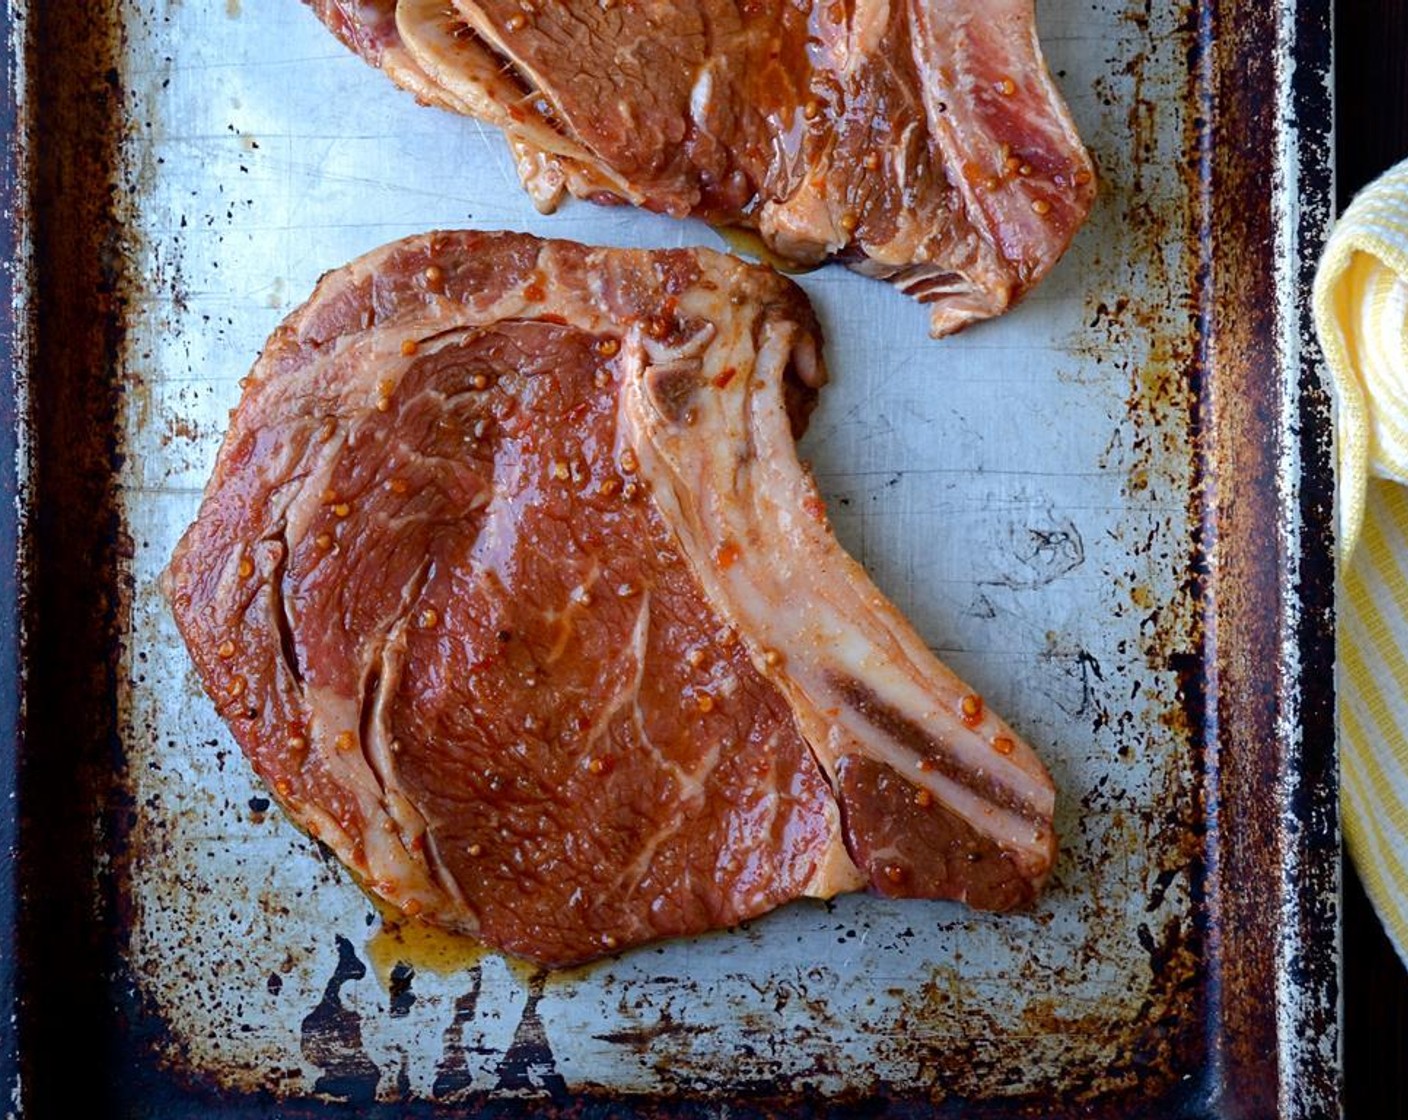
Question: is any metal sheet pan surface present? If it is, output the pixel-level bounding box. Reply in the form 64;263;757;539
6;0;1339;1116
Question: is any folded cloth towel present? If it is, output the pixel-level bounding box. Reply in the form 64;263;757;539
1313;156;1408;967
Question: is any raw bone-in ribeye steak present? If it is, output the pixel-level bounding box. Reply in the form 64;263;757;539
307;0;1097;337
164;231;1058;966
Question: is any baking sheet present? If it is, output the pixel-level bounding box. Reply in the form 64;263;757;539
7;0;1336;1114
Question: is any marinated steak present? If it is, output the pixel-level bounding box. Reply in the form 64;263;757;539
165;231;1058;966
306;0;1096;337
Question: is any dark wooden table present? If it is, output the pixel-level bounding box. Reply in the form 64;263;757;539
1334;2;1408;1116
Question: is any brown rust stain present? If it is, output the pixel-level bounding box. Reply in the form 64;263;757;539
1191;0;1333;1110
161;414;207;446
982;0;1213;1106
1042;0;1219;1103
16;0;150;1115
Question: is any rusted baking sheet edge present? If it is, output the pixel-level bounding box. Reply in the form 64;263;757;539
1194;0;1339;1116
1;0;29;1113
8;0;138;1116
2;0;1339;1117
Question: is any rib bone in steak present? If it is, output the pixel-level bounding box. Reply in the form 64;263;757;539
306;0;1096;337
165;231;1057;966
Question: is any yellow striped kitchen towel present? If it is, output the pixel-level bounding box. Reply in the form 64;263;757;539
1314;156;1408;966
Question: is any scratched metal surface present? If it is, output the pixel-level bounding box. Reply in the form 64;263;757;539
100;0;1283;1112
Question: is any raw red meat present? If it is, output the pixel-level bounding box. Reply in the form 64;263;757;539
306;0;1096;336
165;231;1057;965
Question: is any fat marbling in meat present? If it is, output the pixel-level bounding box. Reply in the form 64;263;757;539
165;231;1058;965
307;0;1096;337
